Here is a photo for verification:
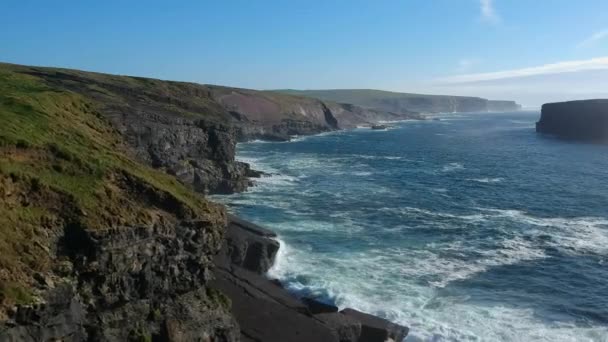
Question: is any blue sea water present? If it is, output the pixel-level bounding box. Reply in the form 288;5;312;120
213;111;608;341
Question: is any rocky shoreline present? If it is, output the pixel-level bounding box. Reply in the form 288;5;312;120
212;214;409;342
1;62;524;341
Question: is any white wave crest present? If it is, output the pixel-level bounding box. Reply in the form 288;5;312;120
441;162;465;172
468;177;504;183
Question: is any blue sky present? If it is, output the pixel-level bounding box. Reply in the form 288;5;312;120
2;0;608;106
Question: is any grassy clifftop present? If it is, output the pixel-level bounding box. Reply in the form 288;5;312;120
0;63;224;312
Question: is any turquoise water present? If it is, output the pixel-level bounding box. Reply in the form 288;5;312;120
214;111;608;341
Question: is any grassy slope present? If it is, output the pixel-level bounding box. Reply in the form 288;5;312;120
0;64;224;310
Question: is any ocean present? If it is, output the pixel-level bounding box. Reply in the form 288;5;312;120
213;111;608;341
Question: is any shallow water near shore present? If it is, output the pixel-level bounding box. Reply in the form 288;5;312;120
213;111;608;341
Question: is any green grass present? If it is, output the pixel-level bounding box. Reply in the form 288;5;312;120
0;64;223;310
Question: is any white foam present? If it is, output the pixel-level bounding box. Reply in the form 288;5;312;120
264;236;604;342
352;171;373;176
468;177;504;183
382;206;486;223
441;163;465;172
476;208;608;256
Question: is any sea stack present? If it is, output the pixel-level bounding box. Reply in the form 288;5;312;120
536;99;608;141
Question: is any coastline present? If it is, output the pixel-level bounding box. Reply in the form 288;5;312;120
211;214;409;342
213;127;415;341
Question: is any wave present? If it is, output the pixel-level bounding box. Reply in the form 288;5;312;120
468;177;504;183
441;162;465;172
412;237;547;288
476;208;608;256
264;236;605;342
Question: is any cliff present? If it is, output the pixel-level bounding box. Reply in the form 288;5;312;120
275;89;522;114
209;86;421;141
0;63;239;340
487;100;522;112
0;62;412;340
3;63;420;194
536;100;608;141
213;216;409;342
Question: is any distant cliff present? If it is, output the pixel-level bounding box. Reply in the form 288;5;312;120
275;89;522;114
537;99;608;141
4;63;419;195
487;100;522;112
209;86;421;141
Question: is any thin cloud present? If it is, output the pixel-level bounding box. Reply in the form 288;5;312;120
480;0;500;23
438;57;608;84
578;29;608;48
456;58;482;73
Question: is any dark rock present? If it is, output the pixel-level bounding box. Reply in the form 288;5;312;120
303;297;339;314
228;214;277;238
1;219;239;341
212;215;410;342
211;267;336;342
536;99;608;142
315;312;362;342
269;278;285;288
215;215;280;274
33;272;54;289
0;285;86;341
211;216;338;341
341;308;408;342
371;124;388;130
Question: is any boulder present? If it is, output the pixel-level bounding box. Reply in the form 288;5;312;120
211;267;336;342
302;297;339;314
341;308;408;342
215;215;280;274
315;312;362;342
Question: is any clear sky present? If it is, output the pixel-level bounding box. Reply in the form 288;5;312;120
2;0;608;107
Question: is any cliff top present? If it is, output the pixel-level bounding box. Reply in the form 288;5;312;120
0;62;226;312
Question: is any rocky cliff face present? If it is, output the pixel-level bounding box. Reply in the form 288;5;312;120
212;216;409;342
12;64;418;195
0;64;240;340
275;89;522;114
2;219;239;341
210;86;420;141
537;99;608;141
0;62;414;341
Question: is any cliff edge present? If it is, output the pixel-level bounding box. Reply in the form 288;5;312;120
536;99;608;141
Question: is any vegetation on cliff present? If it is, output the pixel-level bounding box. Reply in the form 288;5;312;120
0;63;227;323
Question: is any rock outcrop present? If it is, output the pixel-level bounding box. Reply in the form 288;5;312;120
0;187;239;342
212;216;410;342
536;99;608;141
1;220;239;341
